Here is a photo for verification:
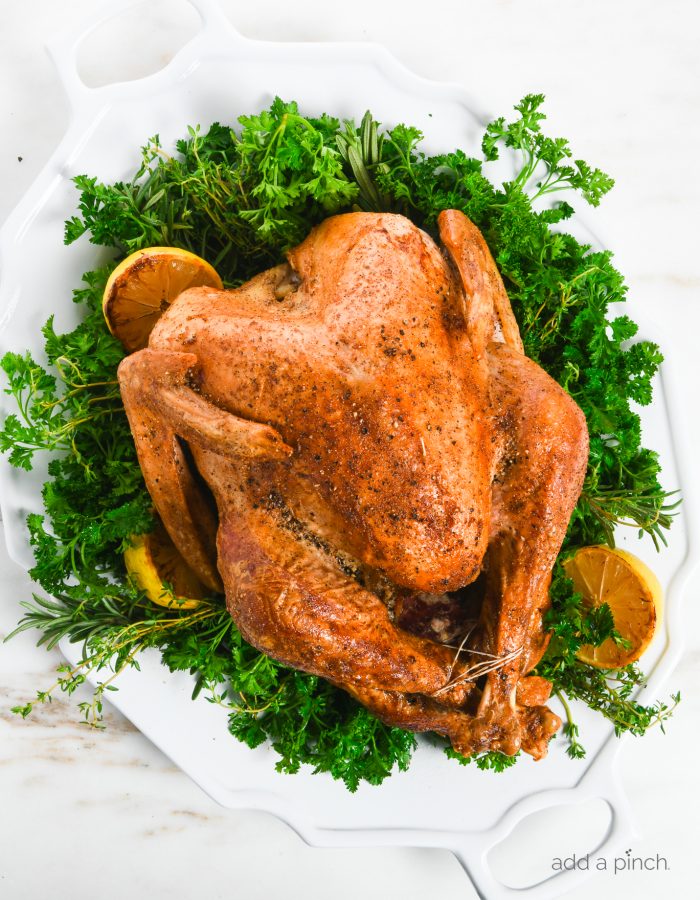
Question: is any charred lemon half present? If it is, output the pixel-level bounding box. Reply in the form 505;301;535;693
103;246;222;352
124;524;209;609
564;545;662;668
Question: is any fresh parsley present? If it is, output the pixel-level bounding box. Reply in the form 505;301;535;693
1;95;678;787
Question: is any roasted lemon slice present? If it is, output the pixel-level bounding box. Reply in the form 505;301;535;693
124;524;208;609
563;545;662;668
103;246;223;352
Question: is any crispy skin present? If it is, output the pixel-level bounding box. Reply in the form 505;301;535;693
147;214;493;593
118;210;589;760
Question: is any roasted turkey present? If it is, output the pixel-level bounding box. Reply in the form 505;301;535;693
118;210;589;760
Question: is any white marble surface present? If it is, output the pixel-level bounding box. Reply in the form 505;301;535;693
1;1;699;898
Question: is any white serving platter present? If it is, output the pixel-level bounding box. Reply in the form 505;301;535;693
1;2;697;897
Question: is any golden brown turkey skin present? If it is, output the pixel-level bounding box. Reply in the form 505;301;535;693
118;210;589;760
145;213;493;593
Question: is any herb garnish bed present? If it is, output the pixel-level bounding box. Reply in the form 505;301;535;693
0;95;679;789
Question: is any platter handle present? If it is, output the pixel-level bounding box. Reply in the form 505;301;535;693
449;774;636;900
46;0;246;110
